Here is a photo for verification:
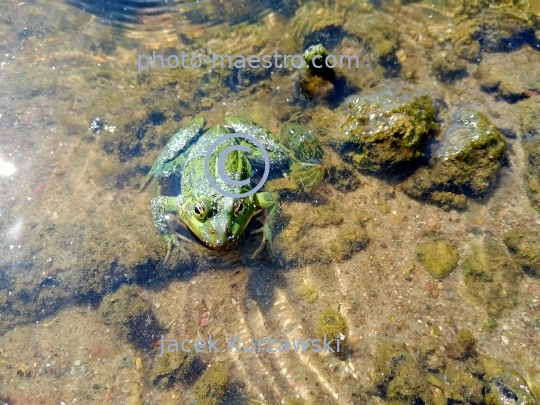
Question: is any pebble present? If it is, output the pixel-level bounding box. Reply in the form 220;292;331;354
74;360;81;366
501;336;509;345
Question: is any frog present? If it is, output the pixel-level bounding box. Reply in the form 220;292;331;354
140;115;322;263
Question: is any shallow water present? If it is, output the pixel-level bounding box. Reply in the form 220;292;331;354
0;0;539;404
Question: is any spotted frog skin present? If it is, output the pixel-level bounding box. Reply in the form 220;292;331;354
140;115;293;262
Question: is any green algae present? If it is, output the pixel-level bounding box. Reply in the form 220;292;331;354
193;362;230;405
416;239;459;279
503;228;540;277
431;51;468;83
340;88;439;173
99;284;161;349
316;309;348;352
297;282;318;302
462;237;521;318
430;191;468;211
150;350;194;388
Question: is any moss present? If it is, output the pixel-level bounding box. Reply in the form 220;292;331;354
445;328;476;360
193;362;229;405
443;359;486;404
462;237;521;318
503;228;540;277
297;283;318;302
417;240;459;279
316;309;348;352
99;284;161;349
150;350;194;388
340;88;439;173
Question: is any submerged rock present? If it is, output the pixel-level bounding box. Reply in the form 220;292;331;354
339;88;439;172
452;8;536;61
193;362;230;405
476;47;540;101
431;51;468;83
400;108;506;208
416;239;460;279
503;228;540;277
150;350;194;388
525;138;540;213
462;237;521;318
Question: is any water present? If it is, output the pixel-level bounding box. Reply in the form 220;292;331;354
0;0;539;403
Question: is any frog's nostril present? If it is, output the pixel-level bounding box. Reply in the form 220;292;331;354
210;228;216;234
226;227;231;234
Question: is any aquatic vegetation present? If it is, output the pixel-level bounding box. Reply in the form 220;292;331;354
297;282;318;302
99;285;161;349
339;88;439;173
369;329;538;404
316;309;348;352
462;237;521;318
193;362;230;405
287;1;344;48
503;227;540;277
416;239;459;279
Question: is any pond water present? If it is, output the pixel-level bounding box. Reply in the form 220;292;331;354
0;0;539;404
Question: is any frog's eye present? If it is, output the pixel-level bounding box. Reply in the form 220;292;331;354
233;200;245;217
193;201;206;219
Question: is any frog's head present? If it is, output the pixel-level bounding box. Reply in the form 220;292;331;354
180;196;259;250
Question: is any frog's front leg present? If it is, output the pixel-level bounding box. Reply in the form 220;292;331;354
151;195;190;263
252;191;280;259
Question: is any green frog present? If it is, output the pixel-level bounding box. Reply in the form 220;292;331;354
140;115;323;262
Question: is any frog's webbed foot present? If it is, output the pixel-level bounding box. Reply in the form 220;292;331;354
163;233;191;264
290;162;324;193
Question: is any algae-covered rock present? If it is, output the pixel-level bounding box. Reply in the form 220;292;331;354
462;237;521;318
400;108;506;206
476;47;540;101
432;108;506;194
317;309;348;352
150;350;194;388
503;228;540;277
417;239;459;279
99;284;161;349
486;370;537;405
452;9;536;61
430;191;468;211
431;51;468;83
339;88;439;172
368;342;432;403
193;362;229;405
445;328;477;360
